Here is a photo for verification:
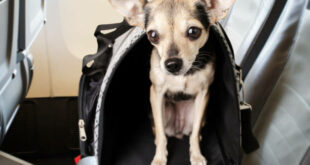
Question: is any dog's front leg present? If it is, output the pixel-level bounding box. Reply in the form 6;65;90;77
150;85;167;165
190;90;209;165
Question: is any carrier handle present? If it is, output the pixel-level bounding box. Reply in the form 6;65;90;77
82;20;132;75
82;37;111;73
94;19;132;40
235;65;260;153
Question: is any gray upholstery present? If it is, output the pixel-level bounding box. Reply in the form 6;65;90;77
0;0;21;143
223;0;276;65
301;148;310;165
225;0;306;122
224;0;310;164
241;1;310;165
19;0;46;50
243;0;307;124
0;0;45;144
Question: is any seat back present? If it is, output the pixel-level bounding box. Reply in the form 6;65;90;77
0;0;21;143
225;0;309;164
223;0;276;65
0;0;45;144
224;0;306;125
243;1;310;164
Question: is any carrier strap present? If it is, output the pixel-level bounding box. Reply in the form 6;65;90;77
82;20;131;76
235;65;260;153
241;105;260;153
237;0;288;153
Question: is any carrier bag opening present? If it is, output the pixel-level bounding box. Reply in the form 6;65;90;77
98;25;241;165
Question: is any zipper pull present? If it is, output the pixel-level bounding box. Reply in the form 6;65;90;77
78;119;87;142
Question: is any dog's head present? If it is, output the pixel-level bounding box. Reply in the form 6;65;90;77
109;0;235;75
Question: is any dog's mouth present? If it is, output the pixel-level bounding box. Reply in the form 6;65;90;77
165;69;187;76
164;91;195;102
160;60;192;76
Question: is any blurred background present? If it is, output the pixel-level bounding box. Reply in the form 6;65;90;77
27;0;121;98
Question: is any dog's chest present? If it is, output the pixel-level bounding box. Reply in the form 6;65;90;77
150;51;215;137
151;63;214;95
167;72;208;94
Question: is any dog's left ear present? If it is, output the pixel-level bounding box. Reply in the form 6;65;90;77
108;0;146;28
205;0;236;23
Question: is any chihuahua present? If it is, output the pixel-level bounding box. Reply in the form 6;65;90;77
108;0;236;164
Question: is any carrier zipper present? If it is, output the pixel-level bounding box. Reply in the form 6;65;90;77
79;119;87;142
78;76;88;156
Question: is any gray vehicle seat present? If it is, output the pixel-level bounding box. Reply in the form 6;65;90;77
0;0;23;144
222;0;276;65
0;0;45;144
242;1;310;164
224;0;309;164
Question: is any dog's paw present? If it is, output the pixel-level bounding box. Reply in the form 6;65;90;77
190;154;207;165
151;157;167;165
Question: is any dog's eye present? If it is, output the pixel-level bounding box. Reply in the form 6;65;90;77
147;30;159;44
187;27;202;40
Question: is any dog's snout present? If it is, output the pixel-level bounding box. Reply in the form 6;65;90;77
165;58;183;74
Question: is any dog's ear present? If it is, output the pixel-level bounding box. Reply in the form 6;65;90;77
205;0;236;23
108;0;146;28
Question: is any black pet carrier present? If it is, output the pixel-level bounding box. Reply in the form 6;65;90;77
77;20;259;165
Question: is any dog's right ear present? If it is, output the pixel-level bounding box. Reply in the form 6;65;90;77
108;0;146;28
205;0;236;23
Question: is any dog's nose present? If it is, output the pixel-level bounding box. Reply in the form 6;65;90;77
165;58;183;74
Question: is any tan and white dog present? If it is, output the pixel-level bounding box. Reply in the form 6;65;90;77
108;0;236;164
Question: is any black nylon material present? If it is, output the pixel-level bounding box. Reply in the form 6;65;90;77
78;20;131;157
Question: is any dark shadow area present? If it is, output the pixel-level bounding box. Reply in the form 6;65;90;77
1;97;80;165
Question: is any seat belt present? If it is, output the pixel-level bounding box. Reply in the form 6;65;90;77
240;0;288;80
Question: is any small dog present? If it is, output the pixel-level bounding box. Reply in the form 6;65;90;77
109;0;236;164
